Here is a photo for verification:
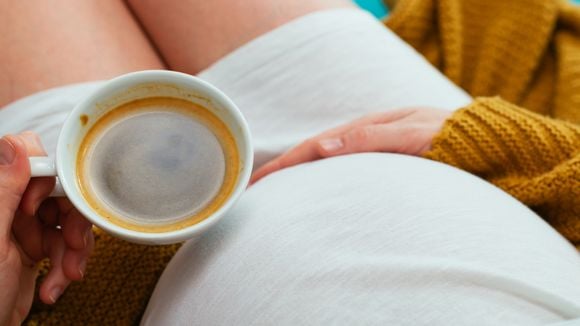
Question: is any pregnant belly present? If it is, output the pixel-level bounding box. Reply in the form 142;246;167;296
143;153;580;325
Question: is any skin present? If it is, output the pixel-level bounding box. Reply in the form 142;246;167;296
0;0;164;107
125;0;353;74
251;108;451;184
0;133;94;325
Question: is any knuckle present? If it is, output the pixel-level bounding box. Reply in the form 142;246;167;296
348;127;372;144
301;138;317;149
302;137;320;147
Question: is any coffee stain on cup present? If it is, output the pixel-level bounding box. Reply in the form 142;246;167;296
80;115;89;126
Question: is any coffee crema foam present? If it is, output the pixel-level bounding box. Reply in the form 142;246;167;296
77;97;239;233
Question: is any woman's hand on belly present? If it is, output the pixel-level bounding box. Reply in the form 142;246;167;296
251;107;451;184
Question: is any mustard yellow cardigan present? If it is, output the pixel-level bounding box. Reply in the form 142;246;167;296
27;0;580;324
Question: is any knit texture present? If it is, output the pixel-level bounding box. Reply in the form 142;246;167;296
26;0;580;324
26;233;180;325
385;0;580;247
424;98;580;245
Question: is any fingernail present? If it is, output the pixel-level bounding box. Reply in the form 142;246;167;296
22;131;42;148
0;138;16;166
49;286;62;303
319;138;344;152
79;259;87;279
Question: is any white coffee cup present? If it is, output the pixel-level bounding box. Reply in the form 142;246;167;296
28;70;253;245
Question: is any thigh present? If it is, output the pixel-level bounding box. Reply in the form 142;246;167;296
126;0;353;73
0;0;164;107
143;154;580;325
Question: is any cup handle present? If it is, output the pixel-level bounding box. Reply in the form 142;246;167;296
28;157;66;197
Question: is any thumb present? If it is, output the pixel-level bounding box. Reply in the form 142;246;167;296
0;135;31;240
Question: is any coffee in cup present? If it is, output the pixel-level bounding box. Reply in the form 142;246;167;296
76;97;240;233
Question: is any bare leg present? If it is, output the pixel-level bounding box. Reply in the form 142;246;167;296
126;0;353;74
0;0;165;107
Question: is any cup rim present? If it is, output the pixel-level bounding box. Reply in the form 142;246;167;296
56;70;253;244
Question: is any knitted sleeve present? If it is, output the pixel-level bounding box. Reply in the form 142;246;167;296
424;97;580;247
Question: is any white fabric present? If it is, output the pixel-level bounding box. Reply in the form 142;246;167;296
142;154;580;326
0;8;578;325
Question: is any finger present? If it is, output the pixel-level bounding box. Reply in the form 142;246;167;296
62;229;94;281
12;132;55;261
39;228;71;304
251;138;320;184
317;123;430;157
250;110;420;184
12;209;44;262
13;198;61;261
38;197;60;226
250;160;282;185
15;261;38;324
17;131;55;216
0;136;30;241
61;204;92;250
55;197;75;213
8;239;41;322
314;109;417;140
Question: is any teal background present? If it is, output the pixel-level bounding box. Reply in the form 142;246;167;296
354;0;580;19
353;0;388;18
